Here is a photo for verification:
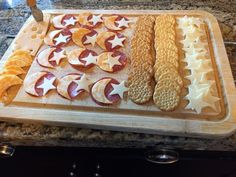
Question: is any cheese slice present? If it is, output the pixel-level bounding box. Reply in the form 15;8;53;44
13;13;51;56
24;71;47;96
91;78;112;104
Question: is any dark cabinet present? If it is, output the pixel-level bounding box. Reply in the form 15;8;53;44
1;146;236;177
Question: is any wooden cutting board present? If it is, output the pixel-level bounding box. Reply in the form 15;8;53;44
0;10;235;138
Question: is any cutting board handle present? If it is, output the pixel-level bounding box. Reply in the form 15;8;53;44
26;0;36;7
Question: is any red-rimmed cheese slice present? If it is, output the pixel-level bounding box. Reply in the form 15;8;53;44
97;51;127;73
52;14;77;29
67;48;98;70
36;47;66;68
44;28;72;47
104;15;130;31
71;27;98;47
90;77;123;106
77;12;103;28
96;31;126;51
24;71;57;97
57;73;91;100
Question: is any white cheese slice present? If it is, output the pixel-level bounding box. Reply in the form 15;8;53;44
37;47;55;68
24;72;47;96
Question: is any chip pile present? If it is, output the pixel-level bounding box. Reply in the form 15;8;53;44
0;50;32;104
128;15;155;104
153;15;183;111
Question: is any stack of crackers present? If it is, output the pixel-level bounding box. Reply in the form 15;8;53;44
153;15;183;111
128;15;155;104
0;50;32;104
129;15;183;111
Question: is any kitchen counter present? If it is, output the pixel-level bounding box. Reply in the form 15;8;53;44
0;0;236;151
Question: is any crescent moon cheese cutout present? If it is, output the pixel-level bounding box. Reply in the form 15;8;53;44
91;78;113;104
67;48;84;65
96;31;115;50
44;30;62;46
104;16;122;31
0;75;22;97
77;12;91;26
72;28;91;47
52;15;65;29
37;48;55;68
24;71;47;96
57;74;80;100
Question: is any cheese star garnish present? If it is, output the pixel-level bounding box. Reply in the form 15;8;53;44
185;80;211;113
108;35;125;49
185;58;205;70
84;33;97;46
54;33;70;45
37;77;56;96
109;81;128;99
183;43;205;55
80;53;97;66
188;17;203;28
64;17;77;26
116;18;130;28
73;74;91;92
103;53;122;68
204;91;220;111
177;15;189;27
185;71;208;84
88;14;103;26
49;50;66;65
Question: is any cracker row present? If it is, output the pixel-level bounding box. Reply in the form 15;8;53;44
153;14;182;111
128;15;155;104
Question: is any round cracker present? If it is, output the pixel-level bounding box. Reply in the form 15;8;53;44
158;71;183;87
153;85;180;111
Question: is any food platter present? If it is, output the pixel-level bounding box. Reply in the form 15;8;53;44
0;10;235;138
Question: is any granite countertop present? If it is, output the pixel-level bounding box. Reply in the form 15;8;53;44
0;0;236;151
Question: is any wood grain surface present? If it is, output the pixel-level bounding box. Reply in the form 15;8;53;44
0;10;235;138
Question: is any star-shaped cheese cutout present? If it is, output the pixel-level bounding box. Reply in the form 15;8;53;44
116;18;130;28
185;58;206;70
37;77;56;96
88;14;103;26
183;43;205;55
188;17;203;28
64;17;77;26
177;15;189;27
83;33;97;46
103;53;122;68
204;91;220;111
80;53;97;66
49;50;66;65
185;80;211;113
73;74;91;92
184;51;207;61
109;81;128;99
108;35;125;49
54;33;70;45
194;59;213;73
185;71;208;84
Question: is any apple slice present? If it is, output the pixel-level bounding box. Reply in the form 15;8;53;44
97;51;127;73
